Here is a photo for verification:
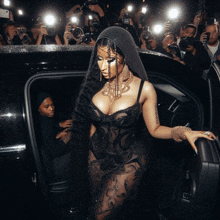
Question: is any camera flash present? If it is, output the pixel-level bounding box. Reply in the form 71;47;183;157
18;9;23;15
153;24;163;34
4;0;10;6
127;5;133;12
168;7;180;20
44;14;56;26
142;7;147;14
88;15;93;20
71;16;78;23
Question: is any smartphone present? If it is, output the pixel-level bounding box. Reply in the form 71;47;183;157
0;8;10;19
204;32;210;43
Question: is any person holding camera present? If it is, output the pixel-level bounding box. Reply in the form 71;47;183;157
2;20;22;45
34;24;62;45
119;6;140;47
16;23;33;45
161;32;184;64
179;24;211;76
63;21;84;45
140;28;163;53
200;22;220;63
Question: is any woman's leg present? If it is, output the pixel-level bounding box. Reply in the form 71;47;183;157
95;162;141;220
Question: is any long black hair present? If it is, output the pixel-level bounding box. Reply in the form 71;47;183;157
71;26;148;152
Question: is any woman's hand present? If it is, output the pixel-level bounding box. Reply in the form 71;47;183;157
184;130;217;154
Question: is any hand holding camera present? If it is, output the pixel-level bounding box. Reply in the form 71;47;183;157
200;32;210;44
88;4;104;17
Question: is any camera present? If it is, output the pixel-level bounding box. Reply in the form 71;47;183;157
17;28;30;43
139;14;148;26
90;18;100;30
179;36;194;51
142;30;153;41
70;27;84;40
204;32;210;43
122;11;131;25
167;44;181;57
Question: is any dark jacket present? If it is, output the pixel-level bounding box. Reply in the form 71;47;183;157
39;116;69;159
182;40;211;75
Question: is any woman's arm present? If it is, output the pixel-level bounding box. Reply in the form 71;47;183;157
142;81;172;139
141;81;216;153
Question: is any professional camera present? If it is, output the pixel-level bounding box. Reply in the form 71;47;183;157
122;5;134;25
81;32;93;44
122;12;131;25
17;28;30;44
142;29;153;41
167;44;181;57
139;14;148;26
179;36;194;51
87;16;101;31
70;27;84;40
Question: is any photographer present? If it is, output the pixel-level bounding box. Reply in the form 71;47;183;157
2;20;22;45
119;6;140;47
140;28;163;53
161;32;184;64
16;23;33;45
179;24;211;75
86;0;108;28
200;22;220;63
35;24;62;45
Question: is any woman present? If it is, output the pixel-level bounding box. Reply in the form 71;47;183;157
71;26;216;220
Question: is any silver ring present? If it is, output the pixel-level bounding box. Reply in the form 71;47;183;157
205;131;210;136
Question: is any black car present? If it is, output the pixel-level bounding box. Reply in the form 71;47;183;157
0;45;219;220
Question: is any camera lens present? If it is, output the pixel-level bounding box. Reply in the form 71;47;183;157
82;32;92;44
71;27;84;39
179;37;194;51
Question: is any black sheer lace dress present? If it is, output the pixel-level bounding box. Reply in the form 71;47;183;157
87;80;151;219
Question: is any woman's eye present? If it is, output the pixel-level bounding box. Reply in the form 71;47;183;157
107;58;116;63
97;56;102;61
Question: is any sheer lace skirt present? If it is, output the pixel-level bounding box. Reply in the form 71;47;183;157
88;150;147;220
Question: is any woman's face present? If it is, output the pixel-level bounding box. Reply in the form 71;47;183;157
38;97;55;118
97;46;124;80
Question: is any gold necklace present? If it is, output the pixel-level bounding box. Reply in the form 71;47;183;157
102;65;134;103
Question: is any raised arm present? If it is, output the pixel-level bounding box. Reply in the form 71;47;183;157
141;81;216;153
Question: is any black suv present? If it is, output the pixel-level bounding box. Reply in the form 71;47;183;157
0;45;219;220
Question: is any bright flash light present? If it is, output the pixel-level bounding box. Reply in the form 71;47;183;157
88;15;93;20
168;7;180;20
18;9;23;15
142;7;147;14
71;16;78;23
44;14;56;26
127;5;133;12
152;24;163;34
4;0;10;6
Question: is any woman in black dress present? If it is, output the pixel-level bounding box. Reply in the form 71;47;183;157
71;26;216;220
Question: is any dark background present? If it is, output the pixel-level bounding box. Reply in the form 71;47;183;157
6;0;220;21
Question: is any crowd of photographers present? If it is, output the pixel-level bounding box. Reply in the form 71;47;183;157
0;0;220;78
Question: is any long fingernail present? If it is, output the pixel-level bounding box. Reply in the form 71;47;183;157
195;148;198;154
